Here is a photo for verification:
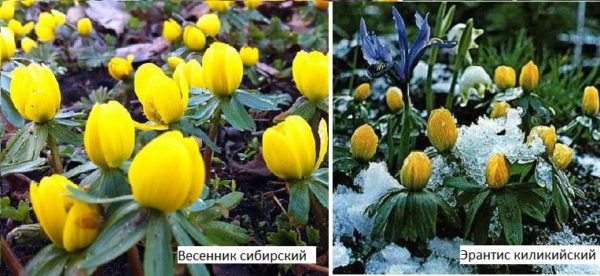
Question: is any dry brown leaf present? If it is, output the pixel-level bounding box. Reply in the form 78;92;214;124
85;0;130;35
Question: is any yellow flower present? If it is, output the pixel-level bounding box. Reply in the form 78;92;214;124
21;0;36;7
51;9;66;26
162;18;181;42
129;131;205;213
240;46;259;67
582;86;599;117
77;17;93;36
167;56;185;69
313;0;329;10
0;27;15;61
84;101;135;169
551;143;573;170
400;151;431;191
183;25;206;51
196;13;220;37
20;36;37;53
494;65;516;90
490;101;511;119
385;86;404;112
173;59;206;90
292;50;329;102
108;54;134;80
519;60;539;91
37;12;56;28
427;108;458;153
0;2;14;20
262;115;328;180
350;124;378;160
486;153;509;189
528;125;557;155
134;63;189;125
8;19;34;37
243;0;261;9
10;63;61;123
34;23;54;42
206;0;233;12
30;175;102;252
202;42;243;97
353;83;370;102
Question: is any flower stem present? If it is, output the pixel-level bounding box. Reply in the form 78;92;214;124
202;106;222;176
47;134;63;174
425;47;440;112
395;83;413;173
126;247;143;276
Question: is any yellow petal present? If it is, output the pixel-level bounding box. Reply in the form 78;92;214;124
283;115;315;177
180;137;206;209
134;63;165;103
262;126;303;180
134;121;169;131
313;118;328;171
62;202;102;252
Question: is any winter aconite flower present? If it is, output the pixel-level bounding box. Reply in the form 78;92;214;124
21;0;36;7
196;13;220;37
77;18;92;36
162;18;181;42
519;60;539;92
167;56;185;69
129;131;205;213
108;55;134;80
0;27;15;61
582;86;599;117
243;0;261;9
427;108;458;153
10;63;61;123
400;151;431;191
202;42;243;97
314;0;329;10
173;59;206;90
0;2;14;20
84;101;135;169
20;37;37;53
183;25;206;51
447;23;484;64
490;101;511;119
30;175;102;252
240;46;259;67
494;65;516;90
8;19;33;37
134;63;189;126
486;153;509;189
528;125;557;155
353;83;370;102
206;0;233;13
386;86;404;112
551;143;574;170
35;10;65;42
262;116;328;180
292;50;329;102
350;124;379;161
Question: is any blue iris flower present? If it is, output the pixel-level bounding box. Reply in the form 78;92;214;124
359;7;456;83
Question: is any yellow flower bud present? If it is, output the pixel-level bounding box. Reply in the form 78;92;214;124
519;60;539;91
34;22;55;42
582;86;599;117
21;0;36;7
400;151;431;191
37;12;56;28
386;86;404;111
51;9;66;26
313;0;329;10
108;54;134;80
173;59;206;90
243;0;261;9
129;131;205;213
0;2;14;20
84;101;135;169
167;56;185;69
30;175;102;252
486;153;509;189
427;108;458;153
528;125;557;155
262;116;328;180
0;27;16;61
206;0;233;13
292;50;329;102
202;42;243;97
490;101;511;119
240;46;259;67
134;63;189;125
353;83;370;102
77;17;93;36
10;63;61;123
20;37;38;53
183;25;206;51
196;13;220;37
494;65;516;90
8;19;33;37
350;124;378;160
162;18;181;42
551;143;573;170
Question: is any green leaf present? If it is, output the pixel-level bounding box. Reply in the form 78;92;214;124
552;180;569;223
221;96;256;131
333;156;358;176
66;185;134;204
189;191;243;224
202;221;251;245
34;252;71;276
288;180;310;226
435;193;460;226
0;88;24;128
306;226;320;245
444;177;484;192
188;96;220;120
290;100;317;121
23;245;66;276
403;191;438;242
188;92;213;106
176;119;220;154
169;215;210;276
172;211;216;246
516;189;547;222
370;191;404;239
63;162;98;179
267;229;304;246
234;90;279;111
316;100;329;113
308;180;328;208
48;123;82;146
0;158;46;176
1;123;48;164
497;192;523;245
388;192;408;242
464;190;490;237
144;212;174;276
